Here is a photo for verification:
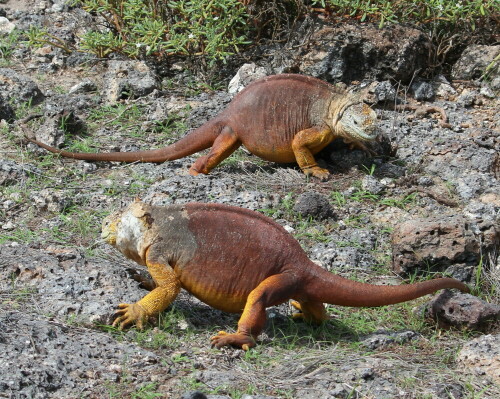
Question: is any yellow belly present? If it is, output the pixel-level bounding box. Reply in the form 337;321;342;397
180;278;248;313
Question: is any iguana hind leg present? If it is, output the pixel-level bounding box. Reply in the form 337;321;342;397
189;126;241;175
291;127;334;181
290;300;329;324
113;254;180;330
211;273;297;350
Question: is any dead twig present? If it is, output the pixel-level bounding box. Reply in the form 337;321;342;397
406;187;458;207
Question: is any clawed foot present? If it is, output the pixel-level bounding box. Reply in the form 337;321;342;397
188;167;200;176
112;303;148;330
210;330;256;351
302;166;330;181
289;300;329;324
290;300;306;321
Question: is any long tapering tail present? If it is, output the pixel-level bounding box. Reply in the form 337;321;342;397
25;118;224;163
304;266;469;307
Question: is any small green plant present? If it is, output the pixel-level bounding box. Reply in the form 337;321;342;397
131;382;163;399
78;0;250;69
25;25;74;53
331;190;346;207
362;163;376;176
294;217;330;243
379;192;417;209
0;29;21;65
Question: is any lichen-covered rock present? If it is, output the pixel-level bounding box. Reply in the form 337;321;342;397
0;244;146;324
309;228;379;272
103;60;159;102
0;93;15;122
457;334;500;384
33;109;85;147
228;63;267;94
411;80;435;101
391;215;480;277
424;290;500;331
68;78;98;94
361;175;386;195
145;171;281;211
30;188;74;213
272;20;433;84
0;16;16;33
0;67;45;106
0;160;38;186
451;45;500;80
293;191;334;220
372;80;397;102
423;139;498;181
361;330;420;350
0;311;160;399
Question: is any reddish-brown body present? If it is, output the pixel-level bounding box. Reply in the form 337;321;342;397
28;74;377;180
103;201;470;350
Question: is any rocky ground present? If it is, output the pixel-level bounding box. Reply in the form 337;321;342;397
0;1;499;398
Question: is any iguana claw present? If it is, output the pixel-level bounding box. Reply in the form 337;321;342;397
112;303;148;330
303;166;330;181
210;330;256;350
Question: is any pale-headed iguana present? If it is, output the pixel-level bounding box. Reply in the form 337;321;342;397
102;200;469;350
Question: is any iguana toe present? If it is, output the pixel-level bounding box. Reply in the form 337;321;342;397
112;303;148;330
210;331;256;350
303;166;330;181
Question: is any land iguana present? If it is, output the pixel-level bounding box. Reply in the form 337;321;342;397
27;74;378;180
102;200;469;350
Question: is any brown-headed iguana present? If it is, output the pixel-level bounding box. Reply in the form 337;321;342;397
27;74;377;180
102;200;469;350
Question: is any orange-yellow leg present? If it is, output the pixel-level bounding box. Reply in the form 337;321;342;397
290;300;329;324
291;127;334;181
113;253;180;330
189;126;241;175
211;273;297;350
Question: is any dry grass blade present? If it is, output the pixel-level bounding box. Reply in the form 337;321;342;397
237;167;311;191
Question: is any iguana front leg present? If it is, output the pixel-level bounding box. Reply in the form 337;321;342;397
113;252;180;330
291;127;334;180
211;273;297;350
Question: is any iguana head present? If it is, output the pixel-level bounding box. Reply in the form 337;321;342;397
101;201;152;265
101;211;120;246
329;98;378;142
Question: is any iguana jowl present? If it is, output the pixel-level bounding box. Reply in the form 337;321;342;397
28;74;378;180
102;201;469;350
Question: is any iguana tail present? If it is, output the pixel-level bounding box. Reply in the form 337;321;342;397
304;266;469;307
26;118;224;163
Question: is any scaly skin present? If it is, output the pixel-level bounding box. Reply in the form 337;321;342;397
102;200;470;350
27;74;377;180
